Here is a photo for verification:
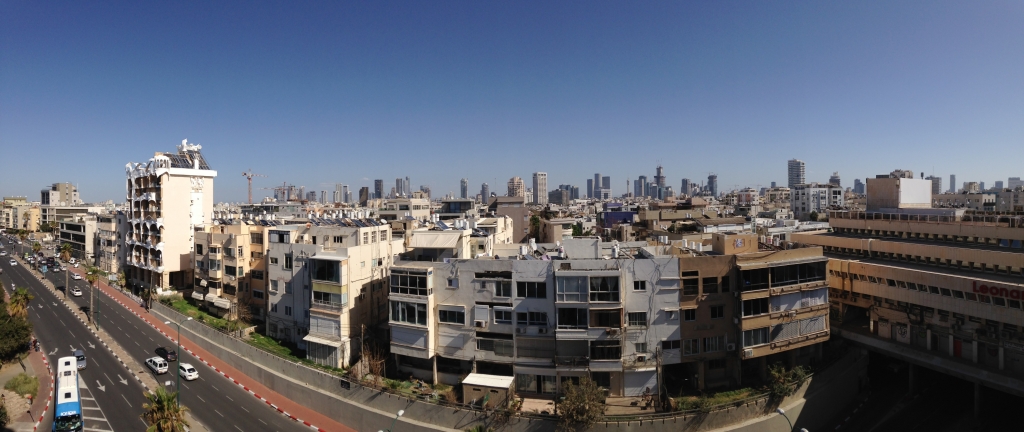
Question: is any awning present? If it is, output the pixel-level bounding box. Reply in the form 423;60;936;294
209;297;231;309
190;291;206;301
303;334;344;348
462;373;515;389
409;232;461;249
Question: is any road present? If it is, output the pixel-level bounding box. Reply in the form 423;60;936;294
4;241;312;432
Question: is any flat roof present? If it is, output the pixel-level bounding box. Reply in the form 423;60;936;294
461;373;514;388
824;253;1024;286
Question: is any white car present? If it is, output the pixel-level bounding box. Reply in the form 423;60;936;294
178;363;199;381
73;262;79;268
60;266;67;271
71;273;82;280
145;357;169;374
0;251;6;256
9;259;16;266
70;287;82;297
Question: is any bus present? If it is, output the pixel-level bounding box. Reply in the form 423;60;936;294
53;356;83;432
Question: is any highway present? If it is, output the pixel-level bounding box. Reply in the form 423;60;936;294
4;241;313;432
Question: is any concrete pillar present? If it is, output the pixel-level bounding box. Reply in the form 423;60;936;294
973;341;979;363
758;356;768;382
432;356;438;385
974;382;982;417
697;361;706;391
999;347;1005;370
949;335;955;357
908;364;917;394
926;329;932;350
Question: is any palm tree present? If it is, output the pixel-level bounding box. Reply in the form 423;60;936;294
8;287;34;320
59;244;73;298
141;388;189;432
31;242;41;269
85;266;99;328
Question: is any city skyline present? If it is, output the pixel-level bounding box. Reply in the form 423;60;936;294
3;2;1023;202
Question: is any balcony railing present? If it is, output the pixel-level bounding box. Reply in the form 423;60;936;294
554;356;589;367
311;300;345;312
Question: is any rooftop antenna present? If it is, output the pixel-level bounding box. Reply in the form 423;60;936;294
242;169;267;204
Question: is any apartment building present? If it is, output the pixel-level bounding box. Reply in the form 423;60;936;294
389;235;830;397
124;140;217;294
488;197;529;243
264;218;400;368
40;182;82;207
41;205;107;226
192;220;269;320
790;183;844;220
58;214;98;263
95;212;127;274
933;193;995;211
793;179;1024;394
379;198;430;221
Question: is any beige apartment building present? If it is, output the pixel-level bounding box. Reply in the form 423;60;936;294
125;140;217;295
193;220;268;320
96;212;127;274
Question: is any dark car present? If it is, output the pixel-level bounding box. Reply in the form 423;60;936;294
155;346;178;362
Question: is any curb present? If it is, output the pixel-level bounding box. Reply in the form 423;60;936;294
33;350;54;431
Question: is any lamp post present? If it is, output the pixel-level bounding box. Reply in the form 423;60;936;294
165;317;193;407
775;408;809;432
378;409;404;432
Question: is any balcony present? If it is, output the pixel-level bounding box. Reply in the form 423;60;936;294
311;300;344;313
554;356;589;367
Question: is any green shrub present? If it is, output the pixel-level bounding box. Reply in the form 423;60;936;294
4;373;38;399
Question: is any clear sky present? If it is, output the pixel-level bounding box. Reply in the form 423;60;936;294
2;1;1023;203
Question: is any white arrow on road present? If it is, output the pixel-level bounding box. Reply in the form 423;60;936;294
87;341;95;349
95;381;105;392
36;304;43;309
49;348;57;356
117;375;127;385
52;302;57;307
69;345;75;351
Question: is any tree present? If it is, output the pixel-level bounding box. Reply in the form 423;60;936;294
141;388;189;432
116;271;127;289
228;296;253;336
31;242;41;269
60;244;73;298
558;376;606;432
808;211;819;222
571;223;583;237
529;214;541;240
85;267;99;328
0;296;32;369
0;395;9;428
8;288;33;320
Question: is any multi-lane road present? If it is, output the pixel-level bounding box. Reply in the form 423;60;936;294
1;241;313;432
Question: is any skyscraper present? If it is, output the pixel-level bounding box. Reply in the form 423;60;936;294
926;176;942;195
654;165;666;188
342;185;350;203
404;177;411;197
480;183;490;202
681;178;692;197
634;179;642;198
853;179;865;194
788;159;805;188
949;175;956;193
359;186;370;205
460;178;469;199
637;175;648;197
420;185;431;199
601;176;611;196
708;173;718;197
507;177;525;197
1009;177;1023;189
533;172;548;204
829;172;841;188
374;179;384;199
995;181;1004;190
396;178;405;197
587;179;594;198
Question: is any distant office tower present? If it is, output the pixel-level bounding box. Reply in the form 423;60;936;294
633;180;642;198
592;173;602;197
460;178;469;199
964;182;980;193
949;175;956;193
533;172;548;204
636;175;648;197
602;176;611;190
420;185;431;199
358;187;370;205
771;181;777;188
374;179;384;199
925;176;942;195
788;159;805;188
480;183;490;202
853;179;865;194
708;174;718;197
1009;177;1023;189
396;178;404;197
404;177;411;197
319;191;326;203
995;181;1004;190
681;178;692;197
342;185;350;203
507;177;525;197
655;165;666;188
334;184;343;203
829;172;841;188
980;182;986;191
587;179;594;198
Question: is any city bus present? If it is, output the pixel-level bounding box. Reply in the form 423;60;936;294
53;356;83;432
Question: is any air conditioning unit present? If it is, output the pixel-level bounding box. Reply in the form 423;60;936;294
538;327;548;334
742;349;753;358
606;328;619;336
635;355;647;362
516;327;526;334
788;311;796;319
474;321;486;328
727;343;736;351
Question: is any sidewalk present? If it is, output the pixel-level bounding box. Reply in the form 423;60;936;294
73;268;355;432
2;347;54;432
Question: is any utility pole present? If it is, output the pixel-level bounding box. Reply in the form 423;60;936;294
242;169;267;204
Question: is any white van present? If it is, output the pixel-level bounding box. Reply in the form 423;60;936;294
145;357;169;374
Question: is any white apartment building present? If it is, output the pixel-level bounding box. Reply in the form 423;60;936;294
40;183;82;207
124;140;217;294
58;214;98;263
533;172;548;205
95;212;127;275
790;183;844;220
378;198;430;221
264;218;402;368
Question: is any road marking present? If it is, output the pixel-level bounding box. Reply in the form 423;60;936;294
215;409;224;417
226;395;233;401
121;393;133;407
197;394;206;403
258;419;267;425
241;406;249;413
211;384;219;391
234;426;244;431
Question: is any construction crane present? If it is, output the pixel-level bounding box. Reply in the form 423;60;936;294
242;169;267;204
260;182;292;202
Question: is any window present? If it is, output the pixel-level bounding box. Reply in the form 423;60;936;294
682;278;699;295
556;308;588;329
635;342;647;353
721;276;730;292
285;281;292;294
390;301;427;325
390;270;428;296
683;309;696;321
381;230;388;241
269;257;278;265
284;254;293;270
661;339;680;350
627;312;647;327
196;244;203;255
284;306;292;316
590;340;621;360
517;281;547;298
743;327;769;347
311;259;340;283
362;232;368;245
494;308;513;325
703;277;718;294
332;235;343;244
556;276;586;301
269;280;279;293
494;280;512;297
940;288;952;297
633;280;646;291
592;310;621;327
225;266;237;277
710;305;724;319
209;247;220;254
252;290;264;299
703;335;724;352
447;278;458;288
743;298;769;316
438;309;465;325
371;231;377;243
312;290;342;308
270;304;277;313
251;233;263;244
516;311;547;326
251;270;264;280
589;277;620;302
683;338;700;355
269;230;290;244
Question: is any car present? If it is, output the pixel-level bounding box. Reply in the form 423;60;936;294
155;347;178;362
60;266;66;271
26;257;33;263
74;349;87;370
145;357;169;374
178;363;198;381
73;262;79;268
71;273;82;280
0;251;6;256
68;258;76;264
70;287;82;297
9;259;16;266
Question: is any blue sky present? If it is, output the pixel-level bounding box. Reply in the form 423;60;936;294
2;1;1023;203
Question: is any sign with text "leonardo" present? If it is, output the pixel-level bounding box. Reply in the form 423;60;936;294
973;281;1024;300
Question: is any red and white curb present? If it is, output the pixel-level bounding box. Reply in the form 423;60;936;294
94;278;327;431
33;349;54;431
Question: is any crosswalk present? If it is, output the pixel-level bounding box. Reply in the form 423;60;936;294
78;377;114;432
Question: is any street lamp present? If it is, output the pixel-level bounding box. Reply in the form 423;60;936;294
165;317;193;407
775;408;809;432
378;409;404;432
